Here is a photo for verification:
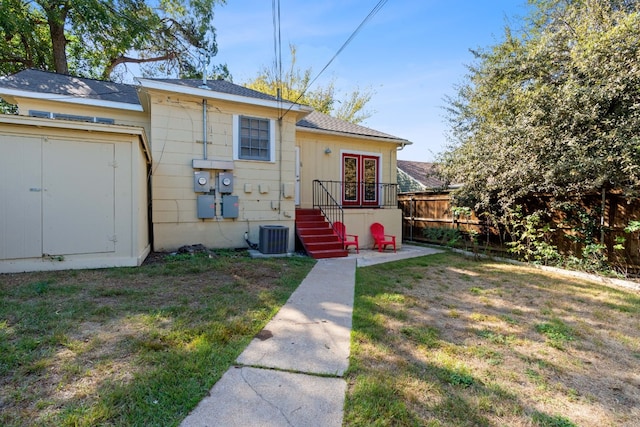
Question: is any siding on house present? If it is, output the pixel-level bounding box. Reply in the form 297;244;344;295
295;111;408;249
296;130;400;207
143;87;307;251
1;70;412;261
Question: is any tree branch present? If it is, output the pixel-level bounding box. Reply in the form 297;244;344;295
0;55;33;67
103;52;177;78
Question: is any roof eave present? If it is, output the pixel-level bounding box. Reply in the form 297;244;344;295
296;125;412;145
0;87;143;112
137;78;312;114
0;114;151;164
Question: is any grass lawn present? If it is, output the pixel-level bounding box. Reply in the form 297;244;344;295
0;250;315;426
345;251;640;427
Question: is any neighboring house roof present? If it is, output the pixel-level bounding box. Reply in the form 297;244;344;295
397;168;426;193
0;69;411;144
0;69;141;110
397;160;445;189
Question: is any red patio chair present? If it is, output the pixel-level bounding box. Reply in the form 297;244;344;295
333;221;359;253
370;222;396;252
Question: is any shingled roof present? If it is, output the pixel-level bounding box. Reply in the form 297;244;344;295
0;70;410;143
397;160;445;189
0;69;140;106
297;110;408;143
147;78;279;102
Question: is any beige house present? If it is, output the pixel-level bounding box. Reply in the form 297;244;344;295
0;69;410;272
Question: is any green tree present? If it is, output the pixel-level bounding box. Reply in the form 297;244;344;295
0;0;226;80
439;0;640;214
245;44;374;124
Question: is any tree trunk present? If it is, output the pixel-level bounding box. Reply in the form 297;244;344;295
46;3;69;74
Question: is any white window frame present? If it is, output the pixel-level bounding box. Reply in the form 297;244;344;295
233;115;276;162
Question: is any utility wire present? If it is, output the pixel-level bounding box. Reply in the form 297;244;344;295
272;0;283;108
279;0;389;119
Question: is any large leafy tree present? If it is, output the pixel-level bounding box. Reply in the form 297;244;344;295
245;44;374;124
439;0;640;214
0;0;226;80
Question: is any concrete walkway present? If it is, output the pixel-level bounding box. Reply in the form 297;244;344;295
180;245;442;427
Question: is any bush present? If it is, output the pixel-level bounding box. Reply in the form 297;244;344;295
506;207;561;265
422;227;463;247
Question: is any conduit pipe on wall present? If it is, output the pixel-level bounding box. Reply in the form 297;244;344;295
202;99;207;160
278;117;283;215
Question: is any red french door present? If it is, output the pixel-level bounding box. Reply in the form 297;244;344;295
342;153;379;207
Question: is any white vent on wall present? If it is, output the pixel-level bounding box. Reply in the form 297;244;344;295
29;110;115;125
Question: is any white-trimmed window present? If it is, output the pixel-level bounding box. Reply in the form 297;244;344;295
233;115;275;162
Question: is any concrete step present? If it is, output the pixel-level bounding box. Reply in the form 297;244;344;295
306;249;348;259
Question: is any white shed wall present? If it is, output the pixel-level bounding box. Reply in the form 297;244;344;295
0;116;150;273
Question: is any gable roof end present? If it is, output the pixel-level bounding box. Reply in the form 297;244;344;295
137;78;313;115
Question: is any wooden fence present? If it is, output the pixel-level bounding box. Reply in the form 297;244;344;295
398;191;640;269
398;192;482;241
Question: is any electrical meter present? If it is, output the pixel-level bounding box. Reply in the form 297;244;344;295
218;172;233;193
193;171;210;192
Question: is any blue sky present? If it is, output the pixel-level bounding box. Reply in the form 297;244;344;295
212;0;530;161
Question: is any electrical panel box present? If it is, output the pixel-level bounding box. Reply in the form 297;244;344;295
221;195;239;218
193;171;211;192
218;172;233;194
197;195;216;218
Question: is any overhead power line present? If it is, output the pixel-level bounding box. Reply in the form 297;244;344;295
307;0;388;96
279;0;389;118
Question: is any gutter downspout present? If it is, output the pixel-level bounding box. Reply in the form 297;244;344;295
393;142;407;201
395;142;407;183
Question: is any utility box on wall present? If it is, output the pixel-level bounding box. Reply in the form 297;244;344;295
197;195;216;218
221;195;239;218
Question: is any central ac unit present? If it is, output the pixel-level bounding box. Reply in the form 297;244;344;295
258;225;289;254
